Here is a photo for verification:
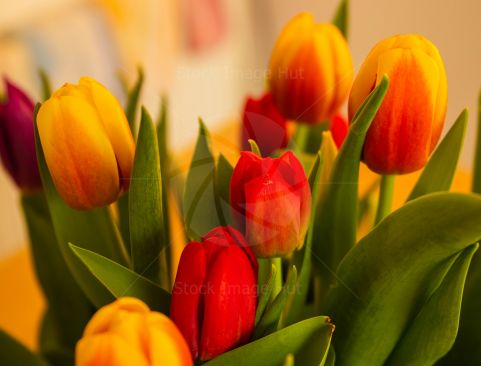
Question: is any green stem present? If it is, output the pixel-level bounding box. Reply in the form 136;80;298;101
270;257;283;299
375;175;395;224
291;123;329;154
473;89;481;193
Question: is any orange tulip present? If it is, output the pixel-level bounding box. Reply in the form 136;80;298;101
348;34;448;174
37;77;135;209
76;297;193;366
268;12;353;124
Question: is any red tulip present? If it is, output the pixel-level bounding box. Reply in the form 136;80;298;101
171;226;258;361
230;151;311;257
0;79;41;191
241;92;288;156
330;113;348;149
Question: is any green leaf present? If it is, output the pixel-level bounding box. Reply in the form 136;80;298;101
291;123;328;155
215;153;234;226
386;244;477;365
255;266;298;338
283;354;294;366
184;120;221;240
408;109;468;201
248;139;262;156
473;89;481;193
313;76;389;283
332;0;349;39
34;105;129;308
255;264;278;325
21;192;91;348
38;68;52;101
125;66;144;135
129;108;169;286
70;244;171;314
324;192;481;366
0;329;49;366
204;316;334;366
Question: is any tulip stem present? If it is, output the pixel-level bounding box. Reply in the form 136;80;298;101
270;257;283;299
375;175;395;225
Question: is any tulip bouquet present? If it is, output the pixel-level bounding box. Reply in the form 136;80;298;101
3;1;481;365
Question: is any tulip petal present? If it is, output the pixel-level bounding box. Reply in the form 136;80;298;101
170;242;207;359
37;96;120;209
200;245;257;360
364;48;440;174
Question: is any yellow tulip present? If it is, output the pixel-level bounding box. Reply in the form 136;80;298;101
37;77;135;209
348;34;448;174
268;12;353;124
76;297;193;366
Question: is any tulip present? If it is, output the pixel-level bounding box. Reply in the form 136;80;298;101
0;79;41;191
330;113;348;149
241;92;288;156
76;297;193;366
348;34;448;174
37;77;135;209
171;226;258;361
230;151;311;257
268;12;353;124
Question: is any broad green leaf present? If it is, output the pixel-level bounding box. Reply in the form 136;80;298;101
283;152;323;326
21;193;91;348
0;329;49;366
184;120;221;239
70;244;171;314
386;244;477;365
129;108;168;286
215;153;234;226
255;266;298;338
408;109;467;201
205;316;334;366
324;192;481;366
332;0;349;39
34;106;128;308
256;264;278;325
473;89;481;193
313;76;389;283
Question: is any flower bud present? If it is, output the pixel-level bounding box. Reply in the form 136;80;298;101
348;34;448;174
37;77;135;209
76;297;193;366
0;80;41;191
171;226;258;361
241;92;287;156
268;12;353;124
230;151;311;257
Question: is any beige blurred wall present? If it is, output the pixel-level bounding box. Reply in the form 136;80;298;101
1;0;481;257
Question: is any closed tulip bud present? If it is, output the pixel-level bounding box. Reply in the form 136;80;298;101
241;92;288;156
230;151;311;257
268;12;353;124
348;34;448;174
171;226;258;361
0;79;41;191
76;297;193;366
330;113;348;149
37;77;135;209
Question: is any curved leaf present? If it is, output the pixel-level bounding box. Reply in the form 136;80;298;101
332;0;349;39
324;192;481;365
407;109;467;201
70;244;171;314
0;330;49;366
205;316;334;366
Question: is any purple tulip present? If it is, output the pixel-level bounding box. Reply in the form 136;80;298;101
0;79;41;191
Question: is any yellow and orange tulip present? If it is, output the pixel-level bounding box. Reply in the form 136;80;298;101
76;297;193;366
37;77;135;209
268;12;353;124
348;34;448;174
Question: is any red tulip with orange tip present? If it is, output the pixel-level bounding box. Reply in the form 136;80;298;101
268;12;353;124
348;34;448;174
230;151;311;257
37;77;135;209
241;92;288;156
76;297;193;366
170;226;258;361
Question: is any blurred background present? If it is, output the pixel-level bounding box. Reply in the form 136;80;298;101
1;0;480;259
